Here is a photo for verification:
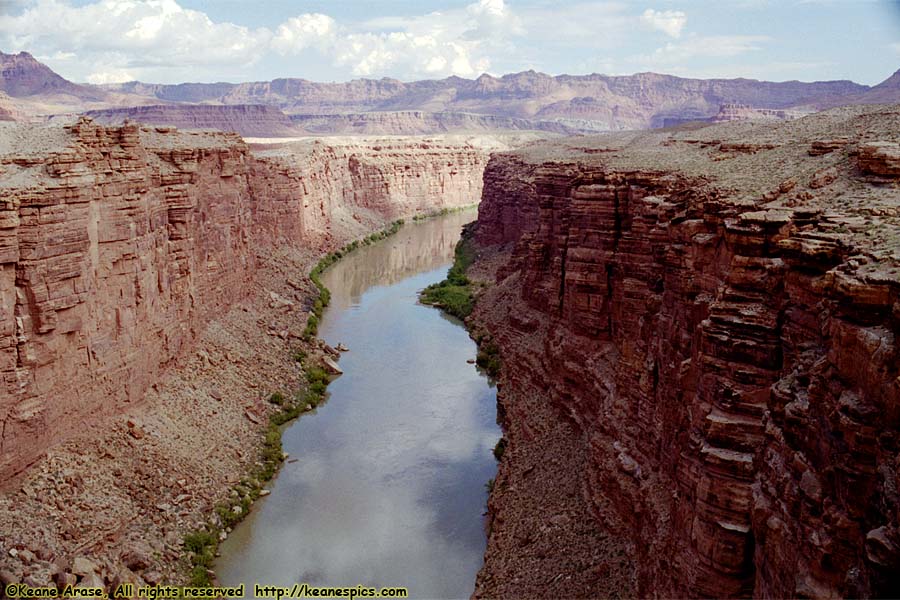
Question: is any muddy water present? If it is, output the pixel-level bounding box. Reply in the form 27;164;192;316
216;211;501;599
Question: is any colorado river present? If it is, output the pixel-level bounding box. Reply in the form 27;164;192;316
216;210;501;599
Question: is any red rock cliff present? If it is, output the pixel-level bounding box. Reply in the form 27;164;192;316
472;105;900;598
0;119;489;480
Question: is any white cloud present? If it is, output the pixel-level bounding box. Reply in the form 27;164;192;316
334;0;522;77
271;14;336;55
0;0;532;81
640;8;687;38
890;42;900;55
86;68;135;84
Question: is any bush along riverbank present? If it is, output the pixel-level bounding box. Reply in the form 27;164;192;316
418;223;506;507
419;234;477;320
181;358;333;586
419;225;502;379
304;219;405;339
411;202;479;223
181;219;408;586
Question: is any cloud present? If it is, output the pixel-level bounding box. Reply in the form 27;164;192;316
641;34;770;66
0;0;534;81
0;0;272;70
0;0;783;84
86;68;135;84
271;14;336;55
328;0;523;77
640;8;687;38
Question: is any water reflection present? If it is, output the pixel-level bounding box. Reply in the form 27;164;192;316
326;213;474;312
217;210;500;600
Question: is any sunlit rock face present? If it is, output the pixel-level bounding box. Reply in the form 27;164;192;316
0;118;489;479
471;104;900;598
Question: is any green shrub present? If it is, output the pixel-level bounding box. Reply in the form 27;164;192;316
190;565;212;587
420;237;477;319
493;438;506;461
184;531;215;554
476;341;502;378
420;284;473;319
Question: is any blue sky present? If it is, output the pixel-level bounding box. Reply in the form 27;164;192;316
0;0;898;85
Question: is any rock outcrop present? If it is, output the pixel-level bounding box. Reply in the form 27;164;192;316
711;103;809;123
83;104;303;138
859;141;900;177
470;104;900;598
0;119;489;481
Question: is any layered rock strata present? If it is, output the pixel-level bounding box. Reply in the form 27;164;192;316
471;104;900;598
0;119;488;482
83;105;302;138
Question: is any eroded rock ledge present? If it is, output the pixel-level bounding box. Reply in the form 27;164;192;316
471;104;900;598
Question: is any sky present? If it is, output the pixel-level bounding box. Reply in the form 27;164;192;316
0;0;898;86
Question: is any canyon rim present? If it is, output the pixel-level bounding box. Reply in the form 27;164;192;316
1;1;900;598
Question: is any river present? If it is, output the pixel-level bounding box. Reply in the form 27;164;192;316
216;210;501;599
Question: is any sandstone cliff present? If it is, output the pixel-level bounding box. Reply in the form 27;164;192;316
470;104;900;598
0;119;488;482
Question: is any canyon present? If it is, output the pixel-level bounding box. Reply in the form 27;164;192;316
0;117;492;585
468;103;900;598
1;44;899;597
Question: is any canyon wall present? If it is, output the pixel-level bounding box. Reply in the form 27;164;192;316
0;119;488;480
83;105;302;138
472;105;900;598
289;111;579;135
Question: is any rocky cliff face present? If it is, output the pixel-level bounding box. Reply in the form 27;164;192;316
471;104;900;598
0;119;488;481
289;111;579;135
711;103;810;123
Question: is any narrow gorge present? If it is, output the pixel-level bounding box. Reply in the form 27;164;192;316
1;103;899;598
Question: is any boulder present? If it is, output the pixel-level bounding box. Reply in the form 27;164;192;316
322;356;343;375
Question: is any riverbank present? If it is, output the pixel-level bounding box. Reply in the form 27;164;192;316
216;209;499;598
0;214;443;591
420;234;637;598
181;218;409;586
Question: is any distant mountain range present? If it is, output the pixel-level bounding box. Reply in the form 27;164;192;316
2;50;899;136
